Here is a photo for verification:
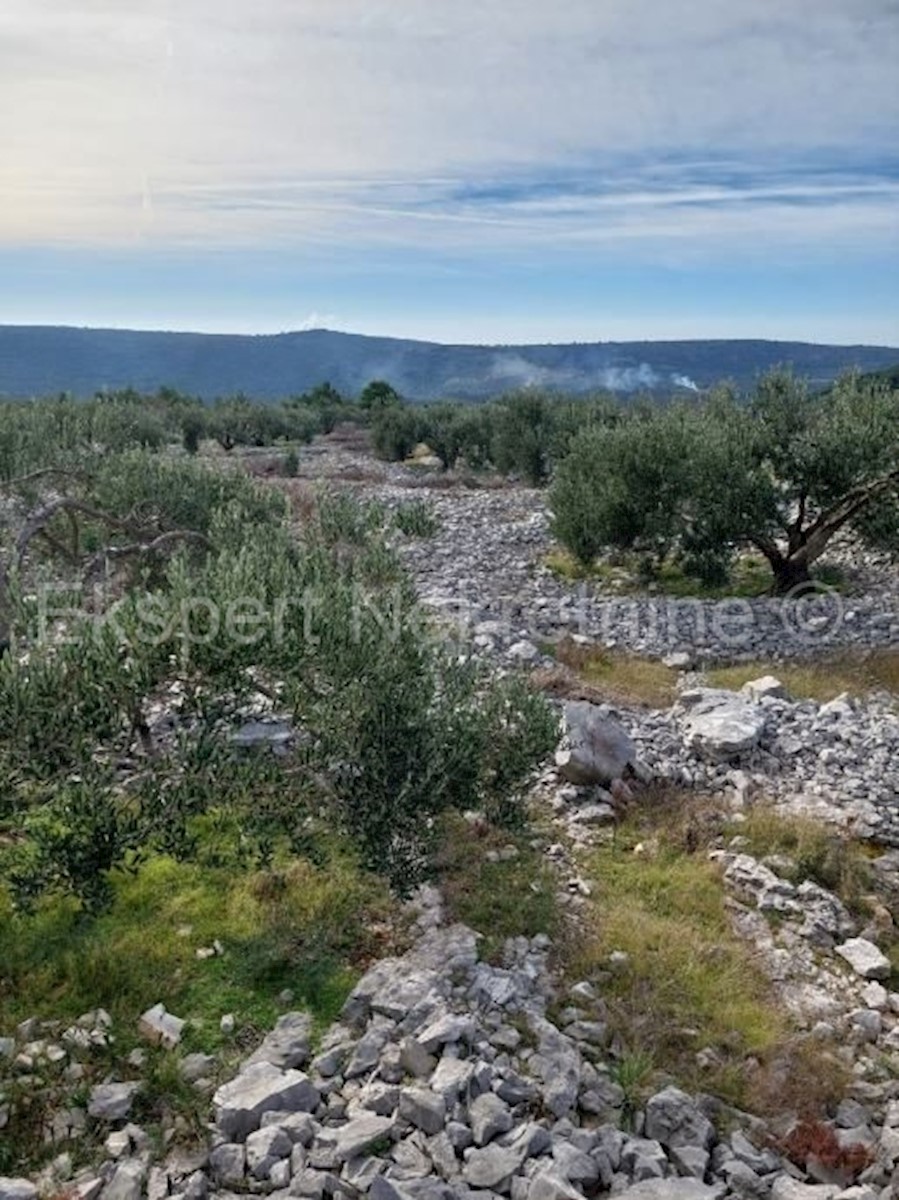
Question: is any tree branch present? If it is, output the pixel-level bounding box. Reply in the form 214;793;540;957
14;498;157;570
797;467;899;565
1;468;91;492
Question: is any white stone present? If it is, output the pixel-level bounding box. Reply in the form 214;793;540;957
88;1082;140;1121
138;1003;185;1049
835;938;891;980
213;1062;320;1140
0;1181;37;1200
770;1179;839;1200
741;675;786;700
679;689;767;761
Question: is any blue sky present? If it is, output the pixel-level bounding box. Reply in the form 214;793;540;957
2;0;898;345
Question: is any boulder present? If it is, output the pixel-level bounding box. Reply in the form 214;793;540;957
245;1011;312;1070
0;1182;37;1200
644;1087;715;1151
138;1003;185;1049
213;1062;319;1140
469;1093;513;1146
741;676;787;700
769;1180;840;1200
333;1114;396;1162
555;702;637;786
399;1087;446;1136
463;1144;526;1190
678;689;767;761
616;1182;726;1199
835;938;891;980
100;1159;146;1200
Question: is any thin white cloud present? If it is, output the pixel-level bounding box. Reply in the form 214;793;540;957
1;0;897;259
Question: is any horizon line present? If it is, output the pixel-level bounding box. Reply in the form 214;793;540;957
2;322;898;352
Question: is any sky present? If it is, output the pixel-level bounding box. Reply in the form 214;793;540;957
2;0;898;345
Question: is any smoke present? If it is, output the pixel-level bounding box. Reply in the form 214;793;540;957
597;363;660;391
444;352;703;397
598;365;701;392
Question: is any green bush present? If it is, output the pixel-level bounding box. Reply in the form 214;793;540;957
372;407;421;461
1;473;556;904
394;500;439;538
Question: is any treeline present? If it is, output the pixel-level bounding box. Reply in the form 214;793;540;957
0;379;405;479
372;392;621;483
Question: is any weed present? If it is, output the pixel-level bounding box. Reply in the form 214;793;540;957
735;808;874;916
393;499;440;538
779;1118;872;1180
435;814;560;963
552;637;678;708
707;650;899;702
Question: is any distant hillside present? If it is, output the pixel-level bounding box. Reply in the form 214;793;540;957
1;325;897;402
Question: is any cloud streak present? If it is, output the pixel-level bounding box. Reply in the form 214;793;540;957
2;0;897;258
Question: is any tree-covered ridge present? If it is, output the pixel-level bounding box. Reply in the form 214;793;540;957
2;324;898;400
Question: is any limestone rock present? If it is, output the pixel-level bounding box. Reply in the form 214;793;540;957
835;938;891;980
469;1094;513;1146
555;702;638;786
769;1179;840;1200
88;1082;140;1122
678;689;767;761
0;1181;38;1200
616;1181;726;1199
138;1003;185;1049
245;1011;313;1070
213;1061;319;1139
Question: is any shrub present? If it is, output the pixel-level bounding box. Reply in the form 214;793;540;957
372;407;421;461
394;500;439;538
1;475;556;904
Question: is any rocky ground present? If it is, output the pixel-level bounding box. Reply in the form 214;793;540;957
3;443;899;1200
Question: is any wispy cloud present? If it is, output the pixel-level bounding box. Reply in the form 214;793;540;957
2;0;897;259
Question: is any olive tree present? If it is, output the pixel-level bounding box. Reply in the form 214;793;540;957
551;371;899;594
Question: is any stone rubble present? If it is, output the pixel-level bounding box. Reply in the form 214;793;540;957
4;449;899;1198
7;895;898;1200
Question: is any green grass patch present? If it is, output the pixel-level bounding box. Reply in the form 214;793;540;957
435;814;561;962
707;649;899;702
733;807;876;918
545;548;845;600
0;850;398;1050
564;787;849;1113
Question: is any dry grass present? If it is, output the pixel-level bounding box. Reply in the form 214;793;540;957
551;637;679;708
747;1039;852;1122
706;649;899;702
565;786;852;1117
735;807;877;918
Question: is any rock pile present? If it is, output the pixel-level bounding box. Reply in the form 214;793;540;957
10;910;898;1200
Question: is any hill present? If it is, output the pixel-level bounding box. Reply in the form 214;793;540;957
0;325;897;401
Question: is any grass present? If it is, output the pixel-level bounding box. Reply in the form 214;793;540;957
706;649;899;702
0;850;399;1050
546;548;845;600
549;636;679;708
0;846;404;1172
435;813;561;962
733;807;877;919
565;786;851;1114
